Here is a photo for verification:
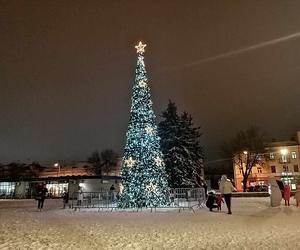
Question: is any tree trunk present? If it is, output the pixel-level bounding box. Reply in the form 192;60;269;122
242;178;248;192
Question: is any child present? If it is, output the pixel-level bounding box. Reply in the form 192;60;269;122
294;186;300;207
283;183;291;206
216;194;224;211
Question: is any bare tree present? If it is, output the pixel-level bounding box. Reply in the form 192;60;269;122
221;127;265;192
88;149;119;176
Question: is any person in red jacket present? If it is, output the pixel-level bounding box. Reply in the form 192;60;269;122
283;183;291;206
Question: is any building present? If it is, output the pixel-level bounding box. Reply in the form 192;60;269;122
233;131;300;192
0;160;121;199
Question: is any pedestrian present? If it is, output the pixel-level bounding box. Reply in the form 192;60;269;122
62;189;69;209
216;193;224;211
219;175;235;214
283;183;291;206
202;183;208;199
36;184;48;211
110;184;116;202
77;190;83;206
206;191;217;212
294;185;300;207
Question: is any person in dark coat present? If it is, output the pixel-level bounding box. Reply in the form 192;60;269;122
206;191;218;211
62;189;69;209
36;184;48;211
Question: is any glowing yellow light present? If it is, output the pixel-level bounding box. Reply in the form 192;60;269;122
146;182;157;193
124;157;136;168
135;41;147;54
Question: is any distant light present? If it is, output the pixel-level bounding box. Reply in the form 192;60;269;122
54;163;59;167
280;149;288;155
243;151;248;155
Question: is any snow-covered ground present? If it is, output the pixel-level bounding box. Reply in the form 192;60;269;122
0;197;300;250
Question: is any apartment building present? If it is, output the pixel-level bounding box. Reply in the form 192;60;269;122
234;131;300;191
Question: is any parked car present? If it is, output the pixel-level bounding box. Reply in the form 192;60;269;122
247;185;268;192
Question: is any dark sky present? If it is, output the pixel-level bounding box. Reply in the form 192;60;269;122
1;1;300;162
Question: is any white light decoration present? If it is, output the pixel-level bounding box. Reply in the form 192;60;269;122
154;156;163;167
135;41;147;54
124;157;136;168
119;42;169;208
145;125;154;135
146;182;157;193
139;80;147;88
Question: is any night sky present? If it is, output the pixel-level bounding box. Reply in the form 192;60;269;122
1;1;300;163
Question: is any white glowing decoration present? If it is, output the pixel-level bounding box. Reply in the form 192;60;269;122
146;182;157;193
135;41;147;54
124;157;136;168
138;80;147;88
154;156;163;167
145;125;154;135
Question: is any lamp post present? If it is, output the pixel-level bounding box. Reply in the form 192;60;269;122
54;162;60;177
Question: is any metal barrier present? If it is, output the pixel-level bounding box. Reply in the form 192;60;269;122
71;188;205;212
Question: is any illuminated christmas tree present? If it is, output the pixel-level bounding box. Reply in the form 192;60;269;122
120;42;169;208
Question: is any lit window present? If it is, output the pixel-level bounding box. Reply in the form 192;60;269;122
269;153;275;160
0;182;15;197
281;155;287;163
291;152;297;159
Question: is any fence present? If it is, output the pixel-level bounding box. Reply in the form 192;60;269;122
71;188;206;212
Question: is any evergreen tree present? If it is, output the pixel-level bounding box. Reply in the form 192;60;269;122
158;101;183;187
179;112;204;187
120;42;169;208
159;102;204;187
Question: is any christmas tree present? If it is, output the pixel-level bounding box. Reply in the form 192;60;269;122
120;42;169;208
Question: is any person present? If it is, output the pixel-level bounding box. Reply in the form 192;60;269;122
62;189;69;209
36;184;48;211
219;175;235;214
294;185;300;207
77;190;83;206
283;183;291;206
202;183;208;199
206;191;218;212
216;194;224;211
110;184;116;202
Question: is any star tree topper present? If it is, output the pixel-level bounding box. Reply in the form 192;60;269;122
135;41;147;54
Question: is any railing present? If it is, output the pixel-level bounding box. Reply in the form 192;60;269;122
71;188;206;212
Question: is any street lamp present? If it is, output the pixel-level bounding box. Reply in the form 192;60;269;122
243;151;248;155
54;162;60;176
280;149;288;156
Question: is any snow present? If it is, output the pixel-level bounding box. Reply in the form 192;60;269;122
0;198;300;249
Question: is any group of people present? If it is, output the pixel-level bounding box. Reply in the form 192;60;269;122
206;175;235;214
35;184;69;211
206;176;300;214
